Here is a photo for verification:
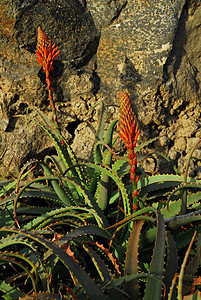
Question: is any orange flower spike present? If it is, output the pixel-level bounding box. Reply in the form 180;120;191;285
36;26;61;137
118;92;140;150
36;27;60;75
118;92;140;210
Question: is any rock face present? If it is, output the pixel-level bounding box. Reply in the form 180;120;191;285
86;0;127;28
0;0;99;177
96;0;186;99
0;0;201;178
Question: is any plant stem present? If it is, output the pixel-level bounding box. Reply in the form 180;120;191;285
46;75;60;135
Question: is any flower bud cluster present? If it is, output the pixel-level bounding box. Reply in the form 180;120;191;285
36;27;61;136
118;92;140;211
36;27;60;76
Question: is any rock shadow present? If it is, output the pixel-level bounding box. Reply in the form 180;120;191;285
38;59;65;103
163;4;188;82
120;56;142;114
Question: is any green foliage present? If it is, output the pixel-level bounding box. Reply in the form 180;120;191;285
0;97;201;299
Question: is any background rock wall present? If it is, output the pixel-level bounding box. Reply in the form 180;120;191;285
0;0;200;178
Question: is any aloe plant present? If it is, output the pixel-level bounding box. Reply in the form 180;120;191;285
0;28;201;299
1;92;201;299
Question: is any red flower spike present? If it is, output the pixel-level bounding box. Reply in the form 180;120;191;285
36;27;64;142
118;93;140;208
36;27;60;76
118;92;140;151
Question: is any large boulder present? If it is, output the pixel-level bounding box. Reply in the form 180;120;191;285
96;0;186;97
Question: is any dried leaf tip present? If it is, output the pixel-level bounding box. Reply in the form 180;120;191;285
36;26;60;74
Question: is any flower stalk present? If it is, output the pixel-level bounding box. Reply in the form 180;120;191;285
118;92;140;210
36;27;62;139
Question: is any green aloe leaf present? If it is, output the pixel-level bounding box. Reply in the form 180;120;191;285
82;244;111;281
89;101;106;164
24;207;102;230
0;170;31;198
167;213;201;230
0;255;37;293
0;202;15;229
19;292;68;299
135;136;164;153
144;211;166;300
16;107;79;179
57;224;112;245
80;162;131;215
181;139;201;215
164;232;178;296
13;175;107;227
97;120;118;210
39;162;73;206
124;219;145;300
103;273;164;290
82;244;123;300
0;227;108;299
0;281;24;299
175;226;201;249
196;232;201;265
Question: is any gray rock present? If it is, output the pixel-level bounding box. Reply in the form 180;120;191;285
13;0;99;67
86;0;127;28
97;0;186;101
